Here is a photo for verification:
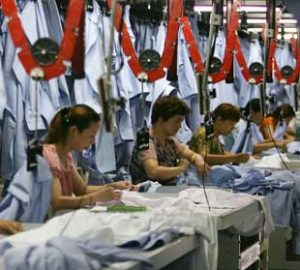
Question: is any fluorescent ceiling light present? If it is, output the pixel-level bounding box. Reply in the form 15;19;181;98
240;6;266;12
194;6;214;12
246;19;266;24
248;27;297;33
194;6;280;13
277;33;298;39
279;19;297;24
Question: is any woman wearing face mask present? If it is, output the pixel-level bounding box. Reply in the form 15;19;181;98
129;96;210;185
43;105;133;211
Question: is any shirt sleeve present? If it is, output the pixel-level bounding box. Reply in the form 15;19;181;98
138;139;158;163
43;145;62;179
261;117;273;129
189;127;208;154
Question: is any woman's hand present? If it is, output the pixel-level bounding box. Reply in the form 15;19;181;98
196;162;210;175
109;181;134;190
235;153;250;163
178;159;190;173
276;141;287;151
92;186;122;202
193;154;210;175
0;220;23;234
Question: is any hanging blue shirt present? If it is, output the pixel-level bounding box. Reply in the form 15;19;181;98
0;155;52;223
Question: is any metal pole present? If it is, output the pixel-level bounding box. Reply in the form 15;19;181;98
99;0;119;132
200;0;222;115
261;0;276;117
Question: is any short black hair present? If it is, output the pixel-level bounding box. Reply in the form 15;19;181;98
273;104;295;119
151;95;190;124
244;98;261;117
213;103;240;122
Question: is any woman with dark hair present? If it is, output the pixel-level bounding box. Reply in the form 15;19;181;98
231;99;288;154
44;104;132;211
129;96;209;185
190;103;250;165
261;104;295;141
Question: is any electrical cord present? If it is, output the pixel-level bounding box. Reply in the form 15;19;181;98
202;140;211;211
265;121;290;171
200;121;212;212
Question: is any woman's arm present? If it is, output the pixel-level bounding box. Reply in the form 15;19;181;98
180;147;210;174
253;140;286;154
0;220;23;234
85;181;134;193
202;153;249;166
261;124;274;140
51;173;120;211
71;168;134;193
284;132;295;142
143;158;188;182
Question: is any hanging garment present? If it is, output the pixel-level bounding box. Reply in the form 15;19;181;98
74;1;105;113
124;19;174;132
40;0;72;110
73;3;116;173
111;5;139;169
197;34;208;63
177;27;202;132
198;31;238;111
234;38;262;108
231;119;264;154
0;41;7;121
23;0;70;130
0;2;33;182
177;27;198;99
1;1;70;185
210;31;239;110
184;94;204;132
273;41;296;107
266;82;288;112
0;34;7;173
0;155;52;222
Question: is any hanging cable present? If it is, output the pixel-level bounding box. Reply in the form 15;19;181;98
136;74;149;151
98;0;126;132
34;81;39;144
199;0;224;212
27;80;43;171
140;80;146;128
261;0;276;117
265;121;290;171
201;137;211;211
